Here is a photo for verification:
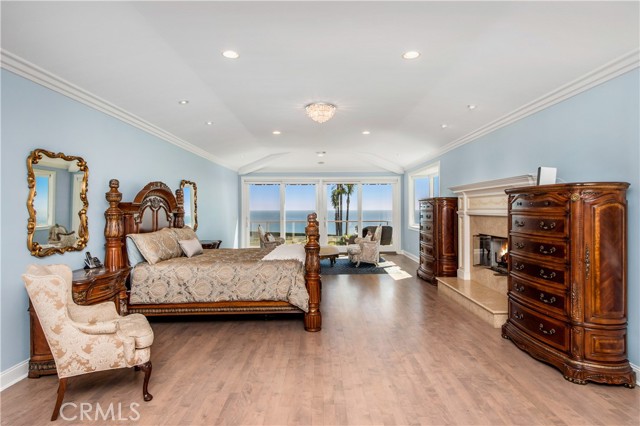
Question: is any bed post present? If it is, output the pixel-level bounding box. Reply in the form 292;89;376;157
304;212;321;331
104;179;125;269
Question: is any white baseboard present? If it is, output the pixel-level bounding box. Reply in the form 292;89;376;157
0;359;29;391
631;362;639;377
401;250;419;263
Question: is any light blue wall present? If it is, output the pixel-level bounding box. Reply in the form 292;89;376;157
403;69;640;366
1;70;239;372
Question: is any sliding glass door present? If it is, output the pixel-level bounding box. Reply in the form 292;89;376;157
242;177;400;251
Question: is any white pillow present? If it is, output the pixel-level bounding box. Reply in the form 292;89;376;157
266;233;276;242
126;236;146;266
179;238;203;258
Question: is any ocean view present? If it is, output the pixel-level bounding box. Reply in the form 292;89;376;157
250;209;392;236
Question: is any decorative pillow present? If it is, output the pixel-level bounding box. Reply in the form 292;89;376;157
178;238;203;258
128;228;181;265
266;233;276;242
362;234;372;242
126;236;146;266
170;226;198;242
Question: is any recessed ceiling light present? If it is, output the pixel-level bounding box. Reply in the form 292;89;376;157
222;50;239;59
362;130;371;135
178;100;189;105
205;121;214;126
316;151;326;157
318;161;325;165
402;51;420;60
441;124;449;129
272;130;281;135
467;104;477;110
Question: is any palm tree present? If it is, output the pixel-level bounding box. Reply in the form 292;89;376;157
344;184;355;237
331;184;345;236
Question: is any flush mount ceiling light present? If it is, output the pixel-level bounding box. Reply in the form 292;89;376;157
272;130;281;135
362;130;371;135
205;121;214;126
305;103;336;123
222;50;239;59
467;104;477;110
316;151;326;157
178;100;189;105
402;51;420;60
441;123;449;129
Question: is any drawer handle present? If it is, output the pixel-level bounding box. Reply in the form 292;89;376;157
513;262;525;271
539;245;556;255
514;242;525;249
516;201;522;206
513;312;524;320
539;221;556;230
514;219;525;227
426;214;432;220
425;225;431;231
539;293;557;305
538;324;556;335
544;201;551;206
514;283;525;293
539;269;556;280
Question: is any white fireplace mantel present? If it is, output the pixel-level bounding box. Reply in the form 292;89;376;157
451;174;535;279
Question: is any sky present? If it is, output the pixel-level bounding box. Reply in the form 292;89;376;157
249;183;393;211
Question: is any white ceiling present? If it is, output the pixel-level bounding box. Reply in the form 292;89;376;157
2;1;639;174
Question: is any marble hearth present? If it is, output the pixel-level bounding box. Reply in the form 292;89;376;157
437;175;535;328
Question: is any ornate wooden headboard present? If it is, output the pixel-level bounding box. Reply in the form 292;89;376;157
104;179;184;269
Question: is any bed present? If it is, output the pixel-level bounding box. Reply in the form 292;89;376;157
103;179;321;331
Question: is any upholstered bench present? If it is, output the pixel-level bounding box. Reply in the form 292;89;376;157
319;246;340;266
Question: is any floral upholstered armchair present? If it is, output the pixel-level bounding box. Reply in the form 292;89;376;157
22;264;154;421
346;225;382;267
257;224;285;249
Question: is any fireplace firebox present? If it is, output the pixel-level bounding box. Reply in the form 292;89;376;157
473;234;508;275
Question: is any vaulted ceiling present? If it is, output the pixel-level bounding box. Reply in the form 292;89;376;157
2;1;638;173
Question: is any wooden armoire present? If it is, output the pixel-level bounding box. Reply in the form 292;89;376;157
502;182;635;387
417;197;458;285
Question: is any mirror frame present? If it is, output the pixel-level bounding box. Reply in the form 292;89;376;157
180;179;198;231
27;149;89;257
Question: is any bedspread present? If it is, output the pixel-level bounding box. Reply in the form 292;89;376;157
129;248;309;312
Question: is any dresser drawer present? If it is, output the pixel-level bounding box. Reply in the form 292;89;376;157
509;299;570;352
509;192;569;212
509;277;567;317
510;235;567;261
511;214;567;237
510;254;567;287
420;232;433;245
420;242;434;257
421;222;435;233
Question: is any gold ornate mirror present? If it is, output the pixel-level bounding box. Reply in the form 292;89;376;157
180;180;198;230
27;149;89;257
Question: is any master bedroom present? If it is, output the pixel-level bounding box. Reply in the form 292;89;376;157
1;2;639;425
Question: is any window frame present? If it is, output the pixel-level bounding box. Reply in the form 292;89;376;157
407;161;440;230
34;169;56;230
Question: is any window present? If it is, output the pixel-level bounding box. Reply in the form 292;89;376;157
408;162;440;229
34;169;56;229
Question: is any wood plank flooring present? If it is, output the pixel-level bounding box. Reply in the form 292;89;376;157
1;254;638;425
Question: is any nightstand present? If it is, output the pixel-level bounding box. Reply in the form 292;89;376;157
28;266;130;378
201;240;222;249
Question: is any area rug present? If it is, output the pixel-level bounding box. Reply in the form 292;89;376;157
320;257;387;275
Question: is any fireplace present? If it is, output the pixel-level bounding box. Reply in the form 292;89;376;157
473;234;508;275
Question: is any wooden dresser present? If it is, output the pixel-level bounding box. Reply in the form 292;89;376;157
502;182;635;387
29;266;130;378
417;197;458;285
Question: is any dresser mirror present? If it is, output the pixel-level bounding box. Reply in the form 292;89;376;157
27;149;89;257
180;180;198;230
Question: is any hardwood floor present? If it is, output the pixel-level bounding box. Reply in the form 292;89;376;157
2;254;638;425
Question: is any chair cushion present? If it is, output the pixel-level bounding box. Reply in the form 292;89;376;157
118;314;154;349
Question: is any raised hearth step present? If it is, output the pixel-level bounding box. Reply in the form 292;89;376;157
436;276;508;328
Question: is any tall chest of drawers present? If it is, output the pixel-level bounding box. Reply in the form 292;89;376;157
502;183;635;387
417;197;458;285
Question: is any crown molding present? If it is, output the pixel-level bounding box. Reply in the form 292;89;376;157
406;48;640;171
1;50;237;171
